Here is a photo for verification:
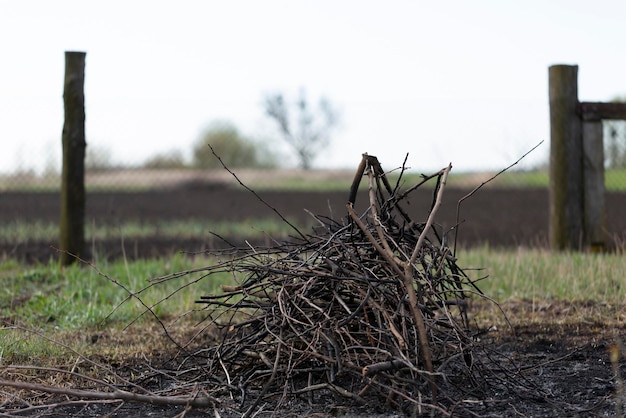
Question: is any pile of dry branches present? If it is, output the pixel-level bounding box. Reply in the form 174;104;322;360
193;154;489;415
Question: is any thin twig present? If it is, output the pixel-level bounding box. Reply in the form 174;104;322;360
453;140;544;255
52;247;184;350
209;144;308;242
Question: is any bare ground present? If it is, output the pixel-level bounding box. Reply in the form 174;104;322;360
2;301;624;417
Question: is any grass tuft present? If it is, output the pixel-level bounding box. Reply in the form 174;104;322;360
0;253;235;362
462;246;625;303
0;218;309;244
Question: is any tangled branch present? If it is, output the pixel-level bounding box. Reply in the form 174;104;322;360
191;154;487;414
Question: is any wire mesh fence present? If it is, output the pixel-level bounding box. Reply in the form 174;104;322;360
2;114;626;193
2;121;626;192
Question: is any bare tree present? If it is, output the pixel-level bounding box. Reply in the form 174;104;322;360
264;90;338;169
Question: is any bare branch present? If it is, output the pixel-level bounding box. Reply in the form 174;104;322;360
453;140;544;254
0;379;220;408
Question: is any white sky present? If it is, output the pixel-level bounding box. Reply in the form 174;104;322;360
1;0;625;174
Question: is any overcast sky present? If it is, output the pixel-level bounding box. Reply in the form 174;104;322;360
1;1;625;174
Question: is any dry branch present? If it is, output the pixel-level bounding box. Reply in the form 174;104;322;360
0;378;219;408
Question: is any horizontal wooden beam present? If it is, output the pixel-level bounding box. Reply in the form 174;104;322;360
579;102;626;121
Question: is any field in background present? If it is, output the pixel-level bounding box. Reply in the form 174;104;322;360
3;167;626;192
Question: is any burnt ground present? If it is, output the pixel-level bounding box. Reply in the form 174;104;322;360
4;302;625;417
1;186;625;416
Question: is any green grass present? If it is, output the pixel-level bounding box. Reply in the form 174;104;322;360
0;218;309;244
164;166;622;192
461;246;625;303
0;244;624;363
484;170;550;188
0;255;234;327
605;168;626;191
3;167;626;191
480;168;626;192
0;254;237;360
1;247;623;331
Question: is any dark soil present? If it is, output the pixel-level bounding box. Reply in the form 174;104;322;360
9;305;625;417
2;186;626;263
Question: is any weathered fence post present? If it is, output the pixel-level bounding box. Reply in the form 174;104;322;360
582;120;606;251
549;64;584;250
60;51;86;265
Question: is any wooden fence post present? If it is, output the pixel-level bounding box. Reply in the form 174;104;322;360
60;51;86;265
548;65;584;250
582;120;606;251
